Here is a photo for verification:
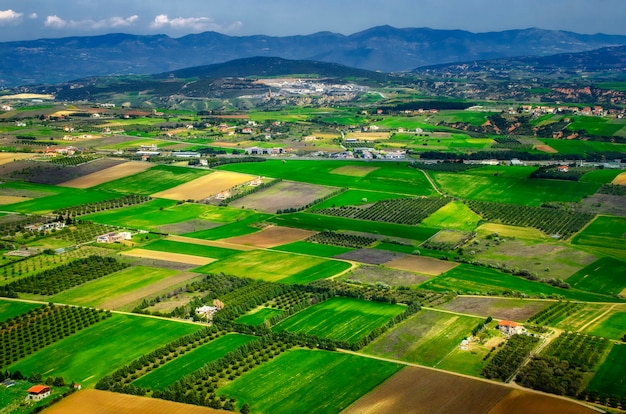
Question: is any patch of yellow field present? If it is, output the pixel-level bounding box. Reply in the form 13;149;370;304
476;223;548;240
220;226;317;248
384;255;459;276
51;110;81;117
0;153;34;164
0;196;32;205
2;93;54;100
534;144;558;153
151;170;256;201
612;172;626;186
330;165;379;177
345;132;390;140
165;235;255;251
59;161;153;188
120;249;215;266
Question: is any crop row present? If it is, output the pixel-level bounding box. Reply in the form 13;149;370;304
1;255;129;296
317;197;449;225
526;301;583;325
49;155;98;166
0;304;110;368
543;332;609;371
305;231;376;248
53;194;151;217
482;334;540;382
465;200;595;238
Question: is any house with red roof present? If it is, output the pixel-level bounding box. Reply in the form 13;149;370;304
497;320;525;336
27;385;51;401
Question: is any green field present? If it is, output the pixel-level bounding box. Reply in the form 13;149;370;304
9;313;200;388
272;241;354;257
143;239;240;259
133;333;256;390
567;257;626;296
539;138;626;155
49;266;178;308
586;344;626;397
421;200;482;231
313;190;409;209
0;299;41;322
580;169;624;184
270;212;439;242
218;349;402;414
184;213;272;240
431;171;600;206
273;297;405;344
421;264;619;302
585;310;626;340
572;216;626;250
95;165;210;195
235;308;284;326
364;309;481;366
195;250;350;284
566;116;625;136
218;160;437;196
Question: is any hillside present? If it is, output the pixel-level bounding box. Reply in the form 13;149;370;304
1;26;626;86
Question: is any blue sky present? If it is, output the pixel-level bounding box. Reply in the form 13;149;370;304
0;0;624;41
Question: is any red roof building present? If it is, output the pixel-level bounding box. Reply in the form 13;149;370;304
27;385;51;401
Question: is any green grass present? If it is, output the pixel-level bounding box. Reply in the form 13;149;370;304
218;160;437;196
143;240;240;259
586;344;626;396
270;213;439;242
421;200;482;231
184;213;272;240
431;171;600;206
133;333;256;390
580;169;624;184
235;308;284;326
539;138;626;154
313;189;409;209
95;164;210;195
586;311;626;340
572;216;626;250
218;349;402;414
272;241;354;257
49;266;177;307
9;313;200;388
566;116;625;137
0;299;41;322
195;250;348;284
272;297;405;344
421;264;620;302
363;309;481;366
566;257;626;296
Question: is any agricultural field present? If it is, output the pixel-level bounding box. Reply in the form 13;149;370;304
220;226;316;248
572;215;626;250
339;265;432;287
0;185;121;214
151;170;256;201
218;349;402;414
567;257;626;296
59;161;153;188
437;297;552;321
9;314;200;388
133;334;256;391
585;308;626;340
0;298;40;322
363;309;482;366
579;168;624;184
195;249;350;284
613;171;626;185
383;255;459;275
272;240;354;257
95;165;210;195
273;297;406;344
142;239;241;259
586;344;626;398
120;249;216;266
313;189;408;209
421;200;482;231
228;180;338;213
329;165;379;177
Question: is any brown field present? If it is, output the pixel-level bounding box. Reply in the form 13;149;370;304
120;249;215;266
59;161;153;188
343;365;510;414
345;132;390;140
533;144;558;153
229;180;338;213
612;172;626;185
487;389;597;414
0;195;32;205
220;226;317;248
151;170;256;201
166;235;255;251
330;165;380;177
438;297;552;321
384;255;459;276
0;153;34;164
156;219;221;235
340;265;432;287
43;389;225;414
99;271;203;311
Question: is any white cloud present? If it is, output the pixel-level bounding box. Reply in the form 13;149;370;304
28;13;38;20
150;14;241;33
44;15;139;30
0;9;23;25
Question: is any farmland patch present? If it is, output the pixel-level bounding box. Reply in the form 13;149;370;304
143;239;240;259
151;170;256;201
585;309;626;340
487;389;597;414
0;195;32;204
438;297;552;321
572;215;626;250
95;165;209;195
273;241;354;257
0;299;40;322
339;265;432;287
121;249;216;266
586;344;626;398
220;226;317;248
330;165;379;177
59;161;152;188
335;248;403;265
421;200;482;231
384;255;458;276
156;219;221;235
613;171;626;185
229;180;338;213
567;257;626;296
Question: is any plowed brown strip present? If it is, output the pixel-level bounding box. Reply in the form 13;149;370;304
165;235;255;251
487;389;596;414
43;389;226;414
220;226;317;248
612;172;626;186
121;249;215;265
384;255;458;276
59;161;152;188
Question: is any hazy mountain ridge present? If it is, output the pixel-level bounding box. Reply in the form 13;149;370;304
2;26;626;87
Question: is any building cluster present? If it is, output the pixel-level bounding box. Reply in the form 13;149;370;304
95;231;132;244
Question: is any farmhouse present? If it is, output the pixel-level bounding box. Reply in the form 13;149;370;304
195;305;218;320
24;221;65;233
96;231;132;243
384;150;406;160
215;190;231;200
497;320;526;336
557;165;569;172
249;177;263;186
27;385;51;401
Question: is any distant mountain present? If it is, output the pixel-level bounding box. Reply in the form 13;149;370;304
1;26;626;87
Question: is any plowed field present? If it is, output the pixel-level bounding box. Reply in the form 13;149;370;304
221;226;316;248
151;170;255;200
59;161;153;188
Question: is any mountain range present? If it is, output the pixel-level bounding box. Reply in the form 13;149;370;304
2;25;626;87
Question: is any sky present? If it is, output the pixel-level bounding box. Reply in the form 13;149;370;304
0;0;625;42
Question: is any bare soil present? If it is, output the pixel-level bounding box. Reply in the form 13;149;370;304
438;297;552;321
156;219;222;235
487;389;597;414
221;226;317;248
0;195;32;205
533;144;558;153
59;161;152;188
335;248;403;265
121;249;215;266
572;194;626;217
228;180;337;213
340;265;432;287
165;235;255;251
0;158;127;184
384;255;459;276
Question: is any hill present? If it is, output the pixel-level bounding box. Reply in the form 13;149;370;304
1;26;625;86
